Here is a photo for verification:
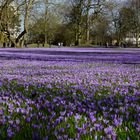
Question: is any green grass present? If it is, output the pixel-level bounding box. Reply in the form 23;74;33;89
27;43;50;48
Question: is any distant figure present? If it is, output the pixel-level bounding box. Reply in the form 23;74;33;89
106;42;109;48
58;43;61;47
61;42;63;46
11;42;15;48
3;42;6;48
123;43;126;48
42;43;44;47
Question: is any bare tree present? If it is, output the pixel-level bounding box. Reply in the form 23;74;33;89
84;0;106;44
69;0;84;46
130;0;140;47
0;0;35;47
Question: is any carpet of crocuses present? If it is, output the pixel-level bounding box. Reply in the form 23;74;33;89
0;48;140;140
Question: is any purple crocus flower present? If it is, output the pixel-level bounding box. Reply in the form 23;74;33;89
89;112;96;123
7;128;14;138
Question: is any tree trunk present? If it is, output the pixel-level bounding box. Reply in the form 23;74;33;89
135;33;139;47
2;0;34;48
75;24;82;46
75;33;79;46
44;0;48;45
14;0;34;47
86;0;91;44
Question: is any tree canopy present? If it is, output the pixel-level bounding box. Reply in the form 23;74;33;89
0;0;140;47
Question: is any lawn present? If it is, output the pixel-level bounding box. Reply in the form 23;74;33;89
0;48;139;140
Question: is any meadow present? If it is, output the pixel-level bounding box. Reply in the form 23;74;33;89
0;48;139;140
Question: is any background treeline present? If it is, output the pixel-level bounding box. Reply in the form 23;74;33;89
0;0;140;47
